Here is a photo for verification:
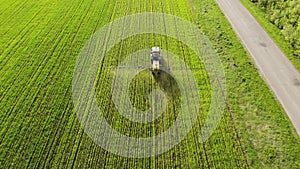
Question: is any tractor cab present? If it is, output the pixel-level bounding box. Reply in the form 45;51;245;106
150;47;162;71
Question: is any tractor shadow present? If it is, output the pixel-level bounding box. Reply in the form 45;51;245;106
152;70;181;100
152;58;181;98
152;70;181;125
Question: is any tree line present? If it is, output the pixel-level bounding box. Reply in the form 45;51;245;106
250;0;300;58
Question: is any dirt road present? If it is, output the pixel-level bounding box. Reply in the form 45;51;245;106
215;0;300;135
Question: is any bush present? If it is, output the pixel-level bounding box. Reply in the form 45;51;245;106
251;0;300;59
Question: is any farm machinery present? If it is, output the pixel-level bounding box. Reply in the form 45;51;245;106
150;47;162;74
110;46;200;75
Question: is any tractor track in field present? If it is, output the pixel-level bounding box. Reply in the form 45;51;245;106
0;0;19;16
165;3;190;167
67;0;115;166
168;3;210;167
0;7;59;139
2;1;93;167
170;0;236;168
159;8;184;167
187;1;251;167
0;0;87;143
68;0;120;167
0;0;83;114
35;1;98;168
64;1;117;168
3;0;112;168
0;2;51;69
0;0;29;25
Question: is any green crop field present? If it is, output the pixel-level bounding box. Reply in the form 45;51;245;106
1;0;300;168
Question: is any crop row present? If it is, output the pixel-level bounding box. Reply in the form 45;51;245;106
71;0;251;168
0;0;250;168
3;0;300;168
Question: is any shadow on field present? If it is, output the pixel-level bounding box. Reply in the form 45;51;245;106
152;70;181;99
152;58;181;99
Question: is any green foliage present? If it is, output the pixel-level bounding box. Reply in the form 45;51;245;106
250;0;300;60
192;0;300;168
0;0;300;168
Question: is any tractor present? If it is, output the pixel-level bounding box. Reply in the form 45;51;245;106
150;47;162;74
